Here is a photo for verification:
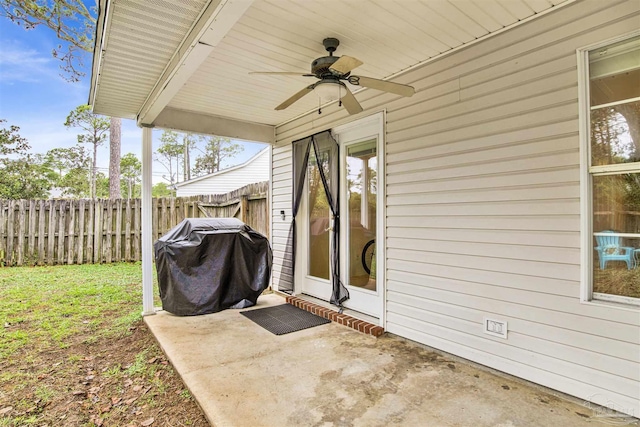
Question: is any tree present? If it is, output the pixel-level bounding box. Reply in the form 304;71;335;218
43;145;92;197
590;107;631;166
0;157;54;199
182;133;197;181
152;182;174;198
0;120;54;199
59;168;88;197
44;145;90;175
64;105;110;199
613;103;640;162
0;120;29;155
155;130;184;186
109;117;121;199
1;1;122;200
0;0;95;82
95;172;109;198
120;153;141;199
192;135;244;177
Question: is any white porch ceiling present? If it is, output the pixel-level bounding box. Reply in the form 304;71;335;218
90;0;571;139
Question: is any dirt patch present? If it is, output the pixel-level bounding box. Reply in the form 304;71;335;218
0;320;209;427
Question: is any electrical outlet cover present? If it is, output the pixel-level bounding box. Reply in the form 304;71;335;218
483;317;508;339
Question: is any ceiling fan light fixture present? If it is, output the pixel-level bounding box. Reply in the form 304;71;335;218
251;37;414;114
313;80;346;102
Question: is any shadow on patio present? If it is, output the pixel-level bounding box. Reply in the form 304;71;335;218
145;294;608;427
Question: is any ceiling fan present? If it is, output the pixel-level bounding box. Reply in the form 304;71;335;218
250;38;415;114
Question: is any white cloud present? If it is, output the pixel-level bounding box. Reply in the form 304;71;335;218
19;119;83;151
0;41;58;83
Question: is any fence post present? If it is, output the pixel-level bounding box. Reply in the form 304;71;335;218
6;201;15;266
16;200;25;266
77;199;85;264
94;199;102;264
115;199;123;262
124;198;132;262
240;195;249;223
104;199;113;263
28;200;36;265
85;200;92;263
0;200;5;265
134;198;141;262
37;200;45;265
67;200;75;265
45;201;54;265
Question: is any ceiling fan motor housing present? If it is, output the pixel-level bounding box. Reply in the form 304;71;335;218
260;36;414;114
311;56;341;77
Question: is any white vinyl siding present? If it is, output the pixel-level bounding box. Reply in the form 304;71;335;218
270;0;640;417
176;148;269;196
271;145;293;289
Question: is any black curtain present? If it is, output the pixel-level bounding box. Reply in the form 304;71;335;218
278;137;311;294
281;130;349;306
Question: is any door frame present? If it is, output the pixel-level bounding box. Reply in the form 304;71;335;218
334;112;385;321
295;111;386;325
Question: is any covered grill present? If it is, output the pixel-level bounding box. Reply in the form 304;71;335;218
154;218;272;316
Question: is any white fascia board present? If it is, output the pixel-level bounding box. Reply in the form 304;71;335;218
137;0;254;126
175;147;269;188
153;107;275;144
88;0;110;108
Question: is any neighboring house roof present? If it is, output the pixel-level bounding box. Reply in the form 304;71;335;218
175;147;269;196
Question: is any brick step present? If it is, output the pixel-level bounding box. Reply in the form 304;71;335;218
285;295;384;337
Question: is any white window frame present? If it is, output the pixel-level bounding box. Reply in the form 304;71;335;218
578;30;640;308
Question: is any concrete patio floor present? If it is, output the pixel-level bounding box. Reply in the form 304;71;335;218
144;294;616;427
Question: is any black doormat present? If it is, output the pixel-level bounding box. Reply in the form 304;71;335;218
241;304;330;335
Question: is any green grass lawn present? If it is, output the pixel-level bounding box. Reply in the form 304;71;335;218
0;263;207;427
0;264;145;360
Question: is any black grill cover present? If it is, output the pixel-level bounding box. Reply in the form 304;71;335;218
154;218;272;316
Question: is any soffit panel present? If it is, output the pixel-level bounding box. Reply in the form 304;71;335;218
93;0;569;124
167;0;569;126
92;0;210;118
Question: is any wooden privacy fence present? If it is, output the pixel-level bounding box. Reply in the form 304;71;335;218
593;211;640;234
0;181;268;267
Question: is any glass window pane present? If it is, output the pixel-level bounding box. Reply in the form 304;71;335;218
589;35;640;166
590;68;640;107
593;174;640;233
346;140;377;291
590;101;640;165
308;152;330;280
592;174;640;298
589;35;640;106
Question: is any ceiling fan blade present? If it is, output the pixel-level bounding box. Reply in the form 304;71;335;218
329;55;363;74
341;87;363;115
351;75;415;97
250;71;315;77
275;85;314;110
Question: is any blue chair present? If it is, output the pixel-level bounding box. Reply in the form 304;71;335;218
594;231;636;270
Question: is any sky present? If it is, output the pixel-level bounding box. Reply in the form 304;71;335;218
0;18;265;184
